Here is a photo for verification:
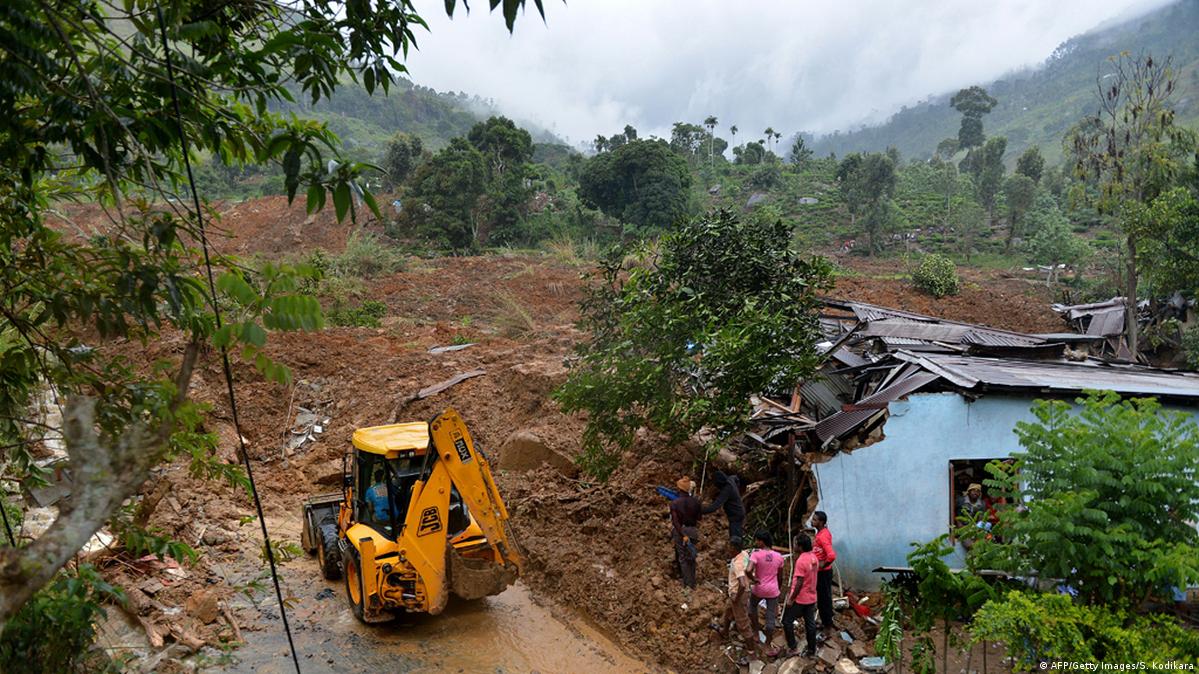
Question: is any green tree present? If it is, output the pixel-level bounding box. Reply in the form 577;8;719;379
950;195;987;261
577;139;693;234
837;153;897;254
789;136;814;166
1015;145;1045;184
935;137;960;161
555;210;833;478
704;115;718;169
467;115;533;181
975;136;1008;223
383;132;425;189
1072;52;1195;355
1139;186;1199;293
950;86;998;151
733;141;766;165
406;137;489;248
764;127;777;154
1003;174;1037;250
0;0;545;633
974;391;1199;606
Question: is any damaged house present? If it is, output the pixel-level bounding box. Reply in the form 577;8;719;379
763;300;1199;590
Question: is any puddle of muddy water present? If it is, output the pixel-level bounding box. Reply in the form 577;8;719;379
214;575;651;674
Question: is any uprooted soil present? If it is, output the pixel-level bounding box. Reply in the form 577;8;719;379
76;197;1066;672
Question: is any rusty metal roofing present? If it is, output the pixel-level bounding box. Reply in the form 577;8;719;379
814;372;940;442
895;351;1199;400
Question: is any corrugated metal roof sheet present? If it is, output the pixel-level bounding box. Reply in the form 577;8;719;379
1053;297;1126;321
862;320;974;342
1086;307;1125;337
960;329;1044;347
902;352;1199;399
814;372;940;442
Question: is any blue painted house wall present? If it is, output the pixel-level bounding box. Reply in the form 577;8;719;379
811;391;1199;590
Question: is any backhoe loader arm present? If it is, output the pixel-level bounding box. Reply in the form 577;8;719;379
427;408;524;572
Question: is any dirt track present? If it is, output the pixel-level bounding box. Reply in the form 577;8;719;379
97;198;1064;673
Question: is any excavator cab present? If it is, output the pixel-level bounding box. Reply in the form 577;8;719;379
300;409;522;622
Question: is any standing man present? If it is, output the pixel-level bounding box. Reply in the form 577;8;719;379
781;533;819;657
748;531;785;653
716;537;764;662
703;471;746;542
811;510;837;634
670;476;702;588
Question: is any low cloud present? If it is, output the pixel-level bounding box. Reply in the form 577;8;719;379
403;0;1172;145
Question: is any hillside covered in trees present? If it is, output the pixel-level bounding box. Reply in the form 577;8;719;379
810;0;1199;163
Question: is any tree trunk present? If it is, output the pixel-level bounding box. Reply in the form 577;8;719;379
1126;233;1139;357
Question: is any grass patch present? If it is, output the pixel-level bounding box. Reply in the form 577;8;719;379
491;290;536;338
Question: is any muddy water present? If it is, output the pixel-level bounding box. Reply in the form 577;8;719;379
216;569;650;674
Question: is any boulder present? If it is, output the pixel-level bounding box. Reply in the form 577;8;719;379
778;657;806;674
497;430;577;477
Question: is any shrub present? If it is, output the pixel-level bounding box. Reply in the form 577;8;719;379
912;253;959;297
0;566;125;673
330;230;406;279
328;299;388;328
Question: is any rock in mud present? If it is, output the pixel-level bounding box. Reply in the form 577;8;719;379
777;656;806;674
497;430;577;477
185;590;220;624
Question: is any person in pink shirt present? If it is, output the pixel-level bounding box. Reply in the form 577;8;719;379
748;531;785;651
781;533;819;657
811;510;838;634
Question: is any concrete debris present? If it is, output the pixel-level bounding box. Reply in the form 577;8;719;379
859;656;888;671
817;644;843;666
849;642;868;658
749;659;766;674
834;658;862;674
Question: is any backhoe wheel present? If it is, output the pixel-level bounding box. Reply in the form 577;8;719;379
317;523;342;581
343;547;366;623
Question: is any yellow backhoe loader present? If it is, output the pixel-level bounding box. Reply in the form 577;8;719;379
300;408;522;622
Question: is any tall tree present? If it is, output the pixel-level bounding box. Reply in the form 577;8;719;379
383;132;425;189
790;136;814;166
555;210;833;478
729;124;739;139
976;136;1008;224
838;153;897;254
764;127;777;154
1003;174;1037;251
0;0;545;629
578;139;693;233
1015;145;1046;184
467;116;533;181
407;138;489;248
1072;53;1194;355
950;86;998;151
704;115;718;169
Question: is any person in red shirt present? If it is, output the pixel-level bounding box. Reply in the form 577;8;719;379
811;510;837;633
780;533;819;657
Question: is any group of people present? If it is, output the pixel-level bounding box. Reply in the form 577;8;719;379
669;471;840;661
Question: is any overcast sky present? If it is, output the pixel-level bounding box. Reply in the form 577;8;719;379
404;0;1173;146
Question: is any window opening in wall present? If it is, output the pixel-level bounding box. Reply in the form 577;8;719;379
948;458;1008;548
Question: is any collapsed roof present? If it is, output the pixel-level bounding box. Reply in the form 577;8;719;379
747;299;1199;453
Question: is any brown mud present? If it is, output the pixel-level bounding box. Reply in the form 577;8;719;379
87;197;1063;672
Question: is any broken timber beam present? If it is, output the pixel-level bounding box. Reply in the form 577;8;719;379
394;369;486;420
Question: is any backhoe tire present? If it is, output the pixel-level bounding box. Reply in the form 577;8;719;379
342;547;366;623
317;523;342;581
